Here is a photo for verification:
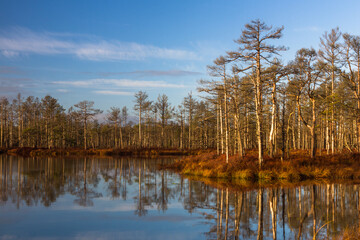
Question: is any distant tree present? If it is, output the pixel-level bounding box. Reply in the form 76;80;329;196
121;106;129;147
175;104;186;149
16;93;23;147
154;94;174;147
121;106;128;126
107;107;122;148
134;91;152;147
0;97;9;147
42;95;64;148
183;92;197;149
74;101;102;150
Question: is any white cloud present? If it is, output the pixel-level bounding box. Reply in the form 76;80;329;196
94;90;133;95
1;50;19;58
0;27;198;61
56;89;69;93
54;79;185;88
75;42;198;61
82;69;202;78
0;27;75;54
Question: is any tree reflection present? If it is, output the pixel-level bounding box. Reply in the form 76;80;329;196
269;188;278;240
257;187;263;240
107;159;120;199
73;158;102;207
1;154;360;239
134;162;147;216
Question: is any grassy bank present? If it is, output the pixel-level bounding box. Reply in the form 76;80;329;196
1;147;197;158
161;150;360;181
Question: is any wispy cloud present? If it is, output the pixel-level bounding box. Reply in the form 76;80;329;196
0;77;34;95
56;89;69;93
293;26;321;32
75;42;198;61
94;90;133;95
0;66;25;75
0;27;198;61
84;69;202;78
0;27;75;55
54;79;185;88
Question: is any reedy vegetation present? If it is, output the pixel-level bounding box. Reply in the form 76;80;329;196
1;20;360;166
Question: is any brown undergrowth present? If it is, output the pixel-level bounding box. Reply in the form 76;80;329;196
333;226;360;240
160;150;360;182
2;147;199;158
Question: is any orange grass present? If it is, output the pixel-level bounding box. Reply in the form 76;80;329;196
160;150;360;181
333;226;360;240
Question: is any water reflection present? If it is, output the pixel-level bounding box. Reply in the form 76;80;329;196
0;154;359;239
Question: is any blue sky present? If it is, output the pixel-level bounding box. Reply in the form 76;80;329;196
1;0;360;112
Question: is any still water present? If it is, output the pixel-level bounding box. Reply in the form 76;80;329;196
0;155;359;240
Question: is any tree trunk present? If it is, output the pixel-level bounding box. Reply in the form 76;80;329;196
223;75;229;163
311;99;317;158
219;100;224;154
216;104;220;155
138;106;142;147
255;53;264;169
269;82;277;158
119;121;123;149
84;117;87;150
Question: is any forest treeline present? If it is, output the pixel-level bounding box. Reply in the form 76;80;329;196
2;20;360;166
0;91;212;151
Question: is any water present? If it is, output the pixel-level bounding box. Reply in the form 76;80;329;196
0;155;359;240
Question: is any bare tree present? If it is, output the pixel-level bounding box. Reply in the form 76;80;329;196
228;19;286;168
342;33;360;151
134;91;152;147
42;95;63;149
183;92;197;149
289;48;323;158
107;107;123;148
154;94;174;147
208;56;230;163
264;60;288;157
74;101;102;150
319;27;342;154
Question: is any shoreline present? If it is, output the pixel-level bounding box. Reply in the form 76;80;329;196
160;150;360;182
0;147;199;158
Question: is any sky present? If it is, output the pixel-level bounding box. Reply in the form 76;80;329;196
1;0;360;112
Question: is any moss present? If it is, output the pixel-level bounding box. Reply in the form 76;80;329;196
258;170;275;180
216;171;229;178
182;168;192;175
202;169;216;178
311;167;332;179
232;169;255;180
278;170;301;181
337;168;354;179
